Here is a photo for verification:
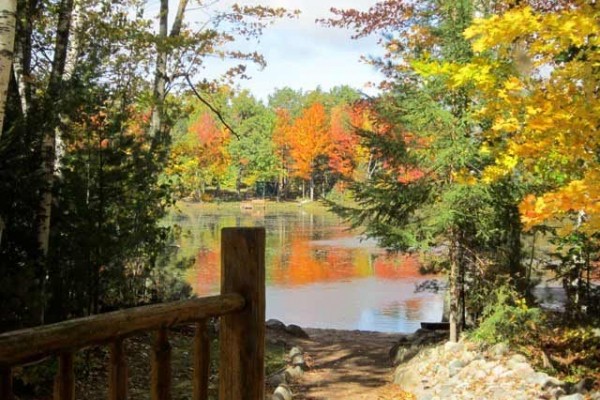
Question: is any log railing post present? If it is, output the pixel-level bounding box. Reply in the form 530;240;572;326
192;320;210;400
151;328;171;400
219;228;265;400
109;339;127;400
0;367;12;400
54;352;74;400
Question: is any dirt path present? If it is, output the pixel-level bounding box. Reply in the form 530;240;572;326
278;328;406;399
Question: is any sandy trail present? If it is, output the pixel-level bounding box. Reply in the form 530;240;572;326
278;328;406;399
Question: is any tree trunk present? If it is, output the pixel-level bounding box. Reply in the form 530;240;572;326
0;0;16;134
148;0;187;145
37;0;74;257
0;0;16;248
148;0;168;142
310;177;314;201
449;235;460;342
12;0;32;118
36;0;74;324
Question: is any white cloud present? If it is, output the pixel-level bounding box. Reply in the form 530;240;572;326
179;0;384;100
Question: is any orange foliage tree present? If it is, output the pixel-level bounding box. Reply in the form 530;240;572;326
168;112;230;200
287;102;331;200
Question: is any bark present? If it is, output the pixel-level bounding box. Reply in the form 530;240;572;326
148;0;188;144
13;0;34;117
0;0;16;247
148;0;168;142
448;235;460;343
0;0;16;134
37;0;74;257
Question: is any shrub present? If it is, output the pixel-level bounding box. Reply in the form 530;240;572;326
471;286;541;344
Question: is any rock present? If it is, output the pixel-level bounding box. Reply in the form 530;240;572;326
490;342;510;357
571;377;595;394
438;383;454;398
541;376;565;390
272;384;293;400
266;372;287;387
444;341;465;354
558;394;584;400
390;344;421;366
284;365;303;381
285;324;309;338
448;359;465;377
549;387;567;399
266;319;286;330
529;372;552;385
509;354;528;364
394;365;424;393
288;346;303;358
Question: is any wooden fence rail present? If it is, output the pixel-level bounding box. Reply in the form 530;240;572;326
0;227;265;400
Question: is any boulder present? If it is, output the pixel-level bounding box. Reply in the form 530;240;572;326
272;384;293;400
285;324;309;338
571;377;596;394
390;344;421;366
266;319;286;331
444;341;464;354
490;342;510;357
288;346;303;358
559;394;585;400
393;365;424;394
448;359;466;377
266;372;287;387
284;365;303;381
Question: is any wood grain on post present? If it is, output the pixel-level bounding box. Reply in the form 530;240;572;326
109;339;127;400
53;352;74;400
192;320;210;400
0;368;12;400
151;328;171;400
219;228;265;400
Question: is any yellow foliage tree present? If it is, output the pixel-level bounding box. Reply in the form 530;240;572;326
421;3;600;234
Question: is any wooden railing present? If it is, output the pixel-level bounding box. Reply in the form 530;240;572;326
0;227;265;400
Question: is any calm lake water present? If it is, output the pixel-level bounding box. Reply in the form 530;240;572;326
169;204;444;333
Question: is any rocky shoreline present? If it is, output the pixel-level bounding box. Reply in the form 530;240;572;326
390;329;599;400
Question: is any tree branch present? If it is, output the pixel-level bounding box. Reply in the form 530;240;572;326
184;75;240;140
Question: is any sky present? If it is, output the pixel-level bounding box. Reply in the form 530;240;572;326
165;0;384;101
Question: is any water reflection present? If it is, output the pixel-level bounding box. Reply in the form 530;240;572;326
168;205;444;333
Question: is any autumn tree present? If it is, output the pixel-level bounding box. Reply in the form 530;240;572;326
287;102;331;201
427;2;600;314
328;105;363;183
0;0;296;328
169;112;230;200
325;0;530;341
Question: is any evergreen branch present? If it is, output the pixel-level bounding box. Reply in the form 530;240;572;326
184;75;240;140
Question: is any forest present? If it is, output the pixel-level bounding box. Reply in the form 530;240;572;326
0;0;598;393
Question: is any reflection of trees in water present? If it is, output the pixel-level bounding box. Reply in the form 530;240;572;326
376;298;425;321
174;208;429;292
405;298;425;320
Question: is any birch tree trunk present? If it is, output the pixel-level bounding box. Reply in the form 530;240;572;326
0;0;16;248
37;0;74;257
0;0;16;134
148;0;188;143
13;0;33;117
148;0;168;142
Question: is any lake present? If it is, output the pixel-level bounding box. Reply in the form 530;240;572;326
168;203;444;333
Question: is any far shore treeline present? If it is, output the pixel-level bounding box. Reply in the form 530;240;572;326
0;0;598;384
